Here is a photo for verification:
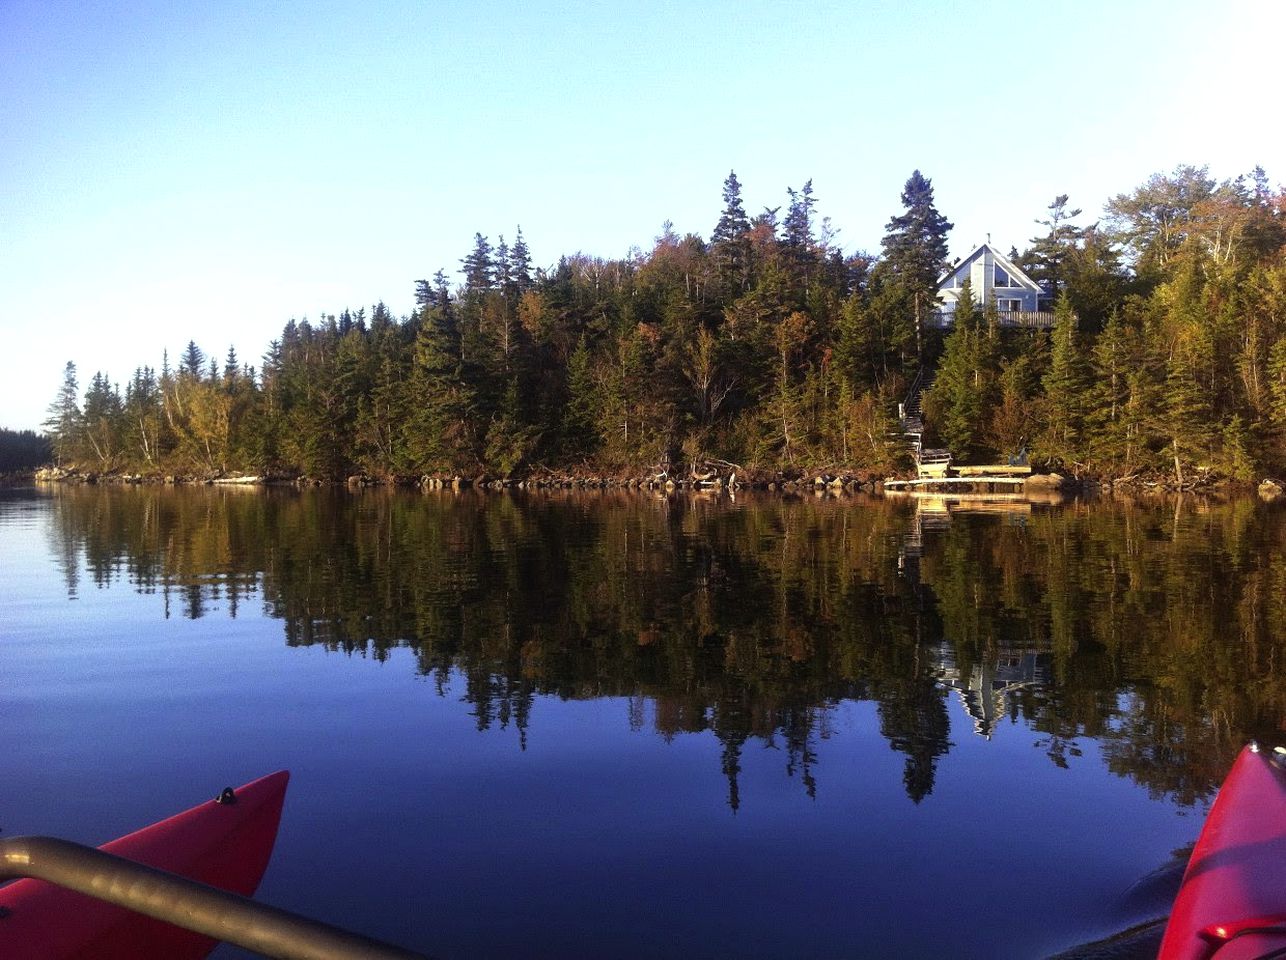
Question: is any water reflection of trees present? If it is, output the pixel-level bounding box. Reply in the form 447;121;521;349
45;485;1286;807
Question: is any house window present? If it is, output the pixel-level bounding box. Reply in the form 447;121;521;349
997;298;1022;312
994;265;1013;287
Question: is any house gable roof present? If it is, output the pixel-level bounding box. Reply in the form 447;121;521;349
937;242;1042;294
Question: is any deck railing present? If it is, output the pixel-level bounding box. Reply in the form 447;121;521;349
927;310;1056;330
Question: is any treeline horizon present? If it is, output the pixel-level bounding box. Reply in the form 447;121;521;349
0;427;49;473
33;163;1286;482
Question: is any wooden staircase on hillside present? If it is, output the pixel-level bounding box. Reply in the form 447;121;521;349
898;367;951;476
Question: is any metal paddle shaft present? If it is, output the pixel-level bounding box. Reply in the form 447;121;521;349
0;836;428;960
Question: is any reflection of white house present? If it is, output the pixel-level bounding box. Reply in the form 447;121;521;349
932;645;1051;738
931;242;1053;329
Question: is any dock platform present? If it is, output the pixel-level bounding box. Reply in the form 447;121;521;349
885;476;1029;493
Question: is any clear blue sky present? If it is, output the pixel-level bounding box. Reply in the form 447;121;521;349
2;0;1282;431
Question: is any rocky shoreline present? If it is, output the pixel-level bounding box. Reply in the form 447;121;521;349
28;465;1285;500
33;464;885;494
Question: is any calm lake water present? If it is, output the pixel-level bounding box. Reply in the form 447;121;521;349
2;484;1284;958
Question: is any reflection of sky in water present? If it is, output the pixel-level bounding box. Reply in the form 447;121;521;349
0;487;1252;958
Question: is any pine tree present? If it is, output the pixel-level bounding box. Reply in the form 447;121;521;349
414;278;437;309
484;376;540;477
354;319;408;476
510;227;534;292
562;336;599;460
924;281;987;460
880;170;953;299
1157;254;1218;483
1104;164;1216;277
782;179;818;286
1086;311;1139;470
224;345;239;387
1024;194;1083;297
1062;225;1127;333
988;353;1039;460
764;311;811;464
406;305;477;472
876;170;953;369
461;233;495;293
710;172;752;297
860;273;916;380
81;371;123;468
181;340;205;379
43;361;81;466
1218;413;1257;481
1038;295;1090;469
834;293;875;390
1164;343;1215;485
124;365;162;465
1268;335;1286;441
495;235;512;293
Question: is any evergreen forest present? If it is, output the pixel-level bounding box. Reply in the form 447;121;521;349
37;165;1286;484
0;428;49;473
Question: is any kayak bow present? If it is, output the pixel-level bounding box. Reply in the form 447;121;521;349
1159;744;1286;960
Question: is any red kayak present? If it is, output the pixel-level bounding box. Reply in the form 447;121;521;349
0;771;289;960
1159;744;1286;960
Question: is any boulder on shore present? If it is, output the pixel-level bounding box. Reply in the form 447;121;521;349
1024;473;1067;490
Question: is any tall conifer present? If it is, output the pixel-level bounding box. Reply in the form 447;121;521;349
44;361;81;466
711;171;752;295
880;170;953;298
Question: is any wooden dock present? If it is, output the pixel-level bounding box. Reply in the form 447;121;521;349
952;465;1031;478
885;476;1028;493
886;456;1035;493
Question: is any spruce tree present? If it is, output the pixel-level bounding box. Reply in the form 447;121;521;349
495;235;512;293
461;233;495;293
782;179;818;285
880;170;953;300
924;280;985;460
124;365;161;465
181;340;205;379
1038;295;1089;468
406;306;477;472
1268;336;1286;442
1024;194;1083;297
43;361;81;466
484;376;540;477
562;336;599;460
81;371;123;468
1086;311;1138;470
1164;344;1215;485
711;171;751;295
510;228;533;291
877;170;953;368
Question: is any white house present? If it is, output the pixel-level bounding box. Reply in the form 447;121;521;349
932;242;1052;328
